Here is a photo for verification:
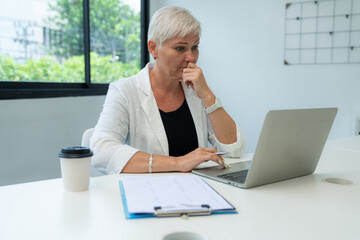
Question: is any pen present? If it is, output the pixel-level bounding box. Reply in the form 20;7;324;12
215;151;227;155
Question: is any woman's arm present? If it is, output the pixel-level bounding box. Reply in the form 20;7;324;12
90;82;137;174
122;147;226;173
182;63;237;144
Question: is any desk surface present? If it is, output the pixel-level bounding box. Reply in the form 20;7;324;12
325;135;360;152
1;137;359;240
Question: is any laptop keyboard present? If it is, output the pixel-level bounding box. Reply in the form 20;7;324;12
217;169;249;183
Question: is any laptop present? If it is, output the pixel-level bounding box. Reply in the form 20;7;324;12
192;108;338;189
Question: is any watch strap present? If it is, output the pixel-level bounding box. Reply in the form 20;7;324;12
204;97;222;114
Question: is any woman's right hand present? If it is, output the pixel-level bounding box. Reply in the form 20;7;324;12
175;147;225;172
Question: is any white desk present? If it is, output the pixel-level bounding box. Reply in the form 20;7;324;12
325;136;360;160
1;137;359;240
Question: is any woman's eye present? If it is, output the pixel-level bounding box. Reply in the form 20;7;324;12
175;47;185;51
192;46;199;51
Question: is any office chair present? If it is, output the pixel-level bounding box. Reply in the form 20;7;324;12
81;128;104;177
81;128;95;147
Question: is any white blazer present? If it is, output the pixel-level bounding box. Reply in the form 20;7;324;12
90;63;246;174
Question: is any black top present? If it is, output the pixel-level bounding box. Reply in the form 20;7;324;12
159;100;198;157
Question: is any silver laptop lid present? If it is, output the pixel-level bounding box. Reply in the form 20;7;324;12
244;108;338;188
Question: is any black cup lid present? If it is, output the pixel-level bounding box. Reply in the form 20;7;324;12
59;146;93;158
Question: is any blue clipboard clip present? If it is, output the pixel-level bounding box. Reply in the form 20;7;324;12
154;204;212;217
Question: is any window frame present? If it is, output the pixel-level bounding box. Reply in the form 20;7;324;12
0;0;149;100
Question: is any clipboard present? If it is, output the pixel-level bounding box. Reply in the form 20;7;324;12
119;175;237;219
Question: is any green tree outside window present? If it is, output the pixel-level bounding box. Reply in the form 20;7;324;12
0;0;140;84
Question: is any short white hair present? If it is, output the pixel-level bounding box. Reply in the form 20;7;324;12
148;6;201;46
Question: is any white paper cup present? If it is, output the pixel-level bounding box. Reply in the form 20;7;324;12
59;146;93;192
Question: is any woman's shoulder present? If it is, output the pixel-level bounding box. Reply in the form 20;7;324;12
110;64;149;91
110;74;138;90
107;67;150;102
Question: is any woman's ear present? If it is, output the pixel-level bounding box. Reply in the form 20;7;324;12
148;40;158;59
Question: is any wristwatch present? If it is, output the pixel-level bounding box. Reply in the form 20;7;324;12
204;97;222;114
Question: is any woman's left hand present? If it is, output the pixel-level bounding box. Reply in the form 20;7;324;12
181;62;213;101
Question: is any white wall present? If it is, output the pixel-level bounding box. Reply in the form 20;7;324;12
151;0;360;152
0;96;105;186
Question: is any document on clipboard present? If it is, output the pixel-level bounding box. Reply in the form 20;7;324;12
119;175;237;219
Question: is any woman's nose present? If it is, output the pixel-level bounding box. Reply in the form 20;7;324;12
185;51;195;63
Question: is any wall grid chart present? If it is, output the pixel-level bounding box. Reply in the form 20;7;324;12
284;0;360;65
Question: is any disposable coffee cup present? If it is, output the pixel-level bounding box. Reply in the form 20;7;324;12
59;146;93;192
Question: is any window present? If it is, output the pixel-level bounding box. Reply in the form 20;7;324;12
0;0;149;99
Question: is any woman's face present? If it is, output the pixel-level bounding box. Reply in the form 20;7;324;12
153;35;200;81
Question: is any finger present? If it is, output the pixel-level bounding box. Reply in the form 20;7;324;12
182;72;193;80
201;147;217;153
185;81;193;89
187;62;198;69
205;150;226;168
182;77;196;88
183;67;200;75
216;155;230;169
180;78;193;89
182;70;198;79
218;156;225;168
212;156;225;168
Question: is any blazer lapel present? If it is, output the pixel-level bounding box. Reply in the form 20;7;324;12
137;64;169;155
182;83;206;148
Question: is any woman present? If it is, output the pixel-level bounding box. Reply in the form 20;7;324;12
90;6;246;174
